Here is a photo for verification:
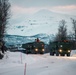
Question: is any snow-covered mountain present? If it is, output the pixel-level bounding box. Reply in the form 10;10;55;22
5;9;76;46
4;33;55;46
7;9;76;36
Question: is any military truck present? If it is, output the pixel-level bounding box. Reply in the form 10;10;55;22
22;41;45;54
49;40;72;56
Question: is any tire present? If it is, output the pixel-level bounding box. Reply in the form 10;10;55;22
56;53;59;56
67;53;70;56
35;52;37;54
61;54;65;56
40;52;43;54
50;52;52;55
56;51;59;56
50;52;54;56
26;51;29;54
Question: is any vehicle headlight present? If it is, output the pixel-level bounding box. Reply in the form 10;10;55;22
42;49;44;51
35;48;38;51
59;49;62;52
68;50;71;52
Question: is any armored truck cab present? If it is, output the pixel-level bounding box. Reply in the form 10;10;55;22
22;41;45;54
49;41;72;56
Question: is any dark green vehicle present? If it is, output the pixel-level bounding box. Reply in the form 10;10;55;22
22;41;45;54
49;40;72;56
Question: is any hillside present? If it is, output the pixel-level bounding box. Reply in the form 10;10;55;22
4;34;55;46
7;9;76;36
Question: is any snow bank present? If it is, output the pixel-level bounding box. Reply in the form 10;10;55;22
0;51;40;69
0;51;76;75
71;50;76;57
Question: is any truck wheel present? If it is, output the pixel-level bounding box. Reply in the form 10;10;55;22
40;52;43;54
56;52;59;56
26;51;29;54
67;53;70;56
50;52;54;56
50;52;52;55
61;54;65;56
34;52;37;54
56;53;59;56
52;53;54;56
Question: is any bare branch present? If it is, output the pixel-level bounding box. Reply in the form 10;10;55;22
71;18;76;40
55;20;67;41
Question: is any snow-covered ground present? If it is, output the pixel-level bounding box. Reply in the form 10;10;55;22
0;50;76;75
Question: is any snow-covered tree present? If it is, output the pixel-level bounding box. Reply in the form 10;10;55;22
55;20;67;41
71;18;76;41
0;0;10;40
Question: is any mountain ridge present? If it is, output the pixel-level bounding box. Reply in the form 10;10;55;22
4;33;55;46
7;9;76;36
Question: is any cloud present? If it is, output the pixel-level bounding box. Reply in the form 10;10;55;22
11;5;76;16
9;0;76;16
52;5;76;10
48;5;76;15
11;5;37;14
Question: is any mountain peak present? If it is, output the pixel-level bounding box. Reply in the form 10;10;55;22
34;9;54;16
38;9;53;13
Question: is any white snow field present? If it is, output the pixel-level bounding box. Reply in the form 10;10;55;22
0;50;76;75
7;9;76;36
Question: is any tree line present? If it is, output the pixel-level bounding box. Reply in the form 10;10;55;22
54;19;76;42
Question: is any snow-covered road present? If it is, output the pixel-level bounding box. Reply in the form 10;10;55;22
0;51;76;75
26;54;76;75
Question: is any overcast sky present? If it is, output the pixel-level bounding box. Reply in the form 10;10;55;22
10;0;76;7
8;0;76;26
9;0;76;15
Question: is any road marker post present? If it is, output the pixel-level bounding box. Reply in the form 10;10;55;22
20;52;22;64
24;63;26;75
